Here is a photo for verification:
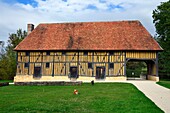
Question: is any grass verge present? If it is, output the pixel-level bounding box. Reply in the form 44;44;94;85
0;80;13;83
0;83;163;113
157;80;170;89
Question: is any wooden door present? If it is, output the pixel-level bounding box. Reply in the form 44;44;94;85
96;67;105;79
33;67;41;78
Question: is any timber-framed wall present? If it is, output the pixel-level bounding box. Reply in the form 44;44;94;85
14;50;159;82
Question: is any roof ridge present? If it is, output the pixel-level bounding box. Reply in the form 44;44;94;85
38;20;140;25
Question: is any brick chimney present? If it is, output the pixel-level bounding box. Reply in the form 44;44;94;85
27;24;34;35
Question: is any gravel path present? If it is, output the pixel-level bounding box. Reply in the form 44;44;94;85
128;80;170;113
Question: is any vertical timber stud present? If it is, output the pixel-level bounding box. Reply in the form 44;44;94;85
16;51;18;74
28;51;30;75
77;51;79;78
65;52;66;76
41;52;43;75
52;52;55;77
156;52;159;77
124;52;126;77
108;52;110;76
92;52;94;77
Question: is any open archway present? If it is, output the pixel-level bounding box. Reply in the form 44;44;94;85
126;59;157;80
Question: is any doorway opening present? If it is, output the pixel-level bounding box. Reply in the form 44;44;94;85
33;67;41;78
96;67;105;79
126;60;147;80
70;66;78;78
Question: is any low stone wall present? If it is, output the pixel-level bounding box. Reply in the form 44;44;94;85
14;81;82;86
0;82;9;87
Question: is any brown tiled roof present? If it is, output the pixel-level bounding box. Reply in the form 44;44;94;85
14;20;162;51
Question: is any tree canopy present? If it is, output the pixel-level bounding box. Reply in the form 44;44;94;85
153;0;170;78
0;29;26;80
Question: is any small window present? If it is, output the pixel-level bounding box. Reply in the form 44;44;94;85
46;52;50;56
109;63;114;69
24;63;29;68
46;63;50;68
88;63;92;69
26;52;30;56
109;52;114;55
84;52;88;56
62;51;66;55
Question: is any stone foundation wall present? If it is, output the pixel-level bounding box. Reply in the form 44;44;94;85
14;75;127;83
14;81;82;86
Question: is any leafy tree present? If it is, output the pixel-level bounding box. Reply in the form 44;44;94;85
153;0;170;78
0;29;27;80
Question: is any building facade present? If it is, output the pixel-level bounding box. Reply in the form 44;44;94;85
14;21;162;82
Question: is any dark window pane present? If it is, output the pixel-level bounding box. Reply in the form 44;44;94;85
110;52;114;55
88;63;92;69
46;52;50;55
26;52;30;56
84;52;88;56
24;63;29;68
62;51;66;55
46;63;50;68
109;63;114;69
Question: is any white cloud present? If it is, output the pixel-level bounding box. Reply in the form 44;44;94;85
0;0;169;44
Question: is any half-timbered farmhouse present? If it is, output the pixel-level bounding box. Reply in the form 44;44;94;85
14;21;162;82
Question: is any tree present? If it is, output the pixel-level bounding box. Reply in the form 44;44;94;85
153;0;170;78
0;29;27;80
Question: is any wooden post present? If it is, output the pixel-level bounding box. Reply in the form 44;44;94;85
16;51;18;74
124;52;126;77
41;52;43;75
28;52;30;75
52;53;54;77
108;52;110;76
156;52;159;77
77;51;79;78
92;52;94;77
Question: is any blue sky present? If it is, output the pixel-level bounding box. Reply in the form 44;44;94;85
0;0;168;44
2;0;38;6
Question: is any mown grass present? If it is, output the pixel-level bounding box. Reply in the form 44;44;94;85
0;83;163;113
0;80;13;83
157;80;170;89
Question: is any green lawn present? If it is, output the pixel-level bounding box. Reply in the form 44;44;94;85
157;80;170;89
0;80;13;83
0;83;163;113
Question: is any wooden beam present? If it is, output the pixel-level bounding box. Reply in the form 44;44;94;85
156;52;159;77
